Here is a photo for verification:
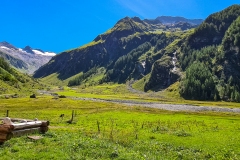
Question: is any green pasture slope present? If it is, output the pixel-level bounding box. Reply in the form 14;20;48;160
0;94;240;159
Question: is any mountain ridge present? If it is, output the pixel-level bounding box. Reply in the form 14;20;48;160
156;16;203;25
0;41;56;74
33;5;240;102
34;16;182;79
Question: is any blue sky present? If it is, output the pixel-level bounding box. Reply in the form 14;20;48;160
0;0;239;53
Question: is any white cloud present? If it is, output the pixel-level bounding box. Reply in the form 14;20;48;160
116;0;160;18
116;0;201;18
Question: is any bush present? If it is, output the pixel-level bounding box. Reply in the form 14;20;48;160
59;95;66;98
30;94;36;98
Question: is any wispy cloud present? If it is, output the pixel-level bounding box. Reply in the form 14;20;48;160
116;0;200;18
116;0;160;18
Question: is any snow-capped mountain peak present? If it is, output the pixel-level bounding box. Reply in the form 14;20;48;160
0;42;56;57
0;41;56;74
0;41;18;50
32;49;56;56
21;46;56;56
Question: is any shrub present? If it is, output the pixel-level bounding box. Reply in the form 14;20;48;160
30;94;36;98
59;95;66;98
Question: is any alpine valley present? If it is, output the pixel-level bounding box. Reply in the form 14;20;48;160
2;4;240;160
1;5;240;102
33;5;240;102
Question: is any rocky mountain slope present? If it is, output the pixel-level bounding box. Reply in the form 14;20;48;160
34;5;240;102
0;42;56;74
156;16;203;25
34;16;198;79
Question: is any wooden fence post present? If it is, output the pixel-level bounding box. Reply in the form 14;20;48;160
97;120;100;133
6;110;9;117
67;110;74;124
72;110;74;121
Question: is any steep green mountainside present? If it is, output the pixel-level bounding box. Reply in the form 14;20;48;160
187;4;240;49
34;5;240;102
0;57;44;95
34;17;187;81
177;5;240;102
116;5;240;102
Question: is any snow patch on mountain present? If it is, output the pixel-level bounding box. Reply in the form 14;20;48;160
0;46;11;50
45;52;56;56
32;50;56;56
0;41;56;74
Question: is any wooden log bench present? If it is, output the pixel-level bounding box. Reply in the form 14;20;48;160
0;117;49;144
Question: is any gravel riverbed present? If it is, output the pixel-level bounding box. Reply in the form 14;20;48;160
72;97;240;113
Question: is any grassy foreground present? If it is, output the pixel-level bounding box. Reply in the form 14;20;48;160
0;96;240;159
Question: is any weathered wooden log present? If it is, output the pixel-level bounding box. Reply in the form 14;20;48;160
11;121;43;130
12;127;41;137
7;133;13;140
0;117;49;123
0;133;8;140
0;125;14;133
40;126;48;133
0;133;12;140
0;117;49;144
9;118;32;123
41;121;50;127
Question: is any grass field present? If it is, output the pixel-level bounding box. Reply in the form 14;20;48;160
55;83;240;109
0;95;240;159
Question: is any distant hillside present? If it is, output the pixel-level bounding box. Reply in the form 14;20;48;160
156;16;203;25
34;5;240;102
0;42;56;74
0;51;28;71
0;57;44;95
34;16;192;80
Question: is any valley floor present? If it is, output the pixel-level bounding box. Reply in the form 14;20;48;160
73;97;240;113
1;84;240;159
0;96;240;159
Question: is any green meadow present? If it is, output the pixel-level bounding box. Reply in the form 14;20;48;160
0;87;240;159
57;83;240;108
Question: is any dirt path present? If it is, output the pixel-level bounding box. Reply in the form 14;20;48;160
127;80;145;94
72;97;240;113
123;81;240;113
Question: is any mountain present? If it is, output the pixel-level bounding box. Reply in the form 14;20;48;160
177;5;240;101
34;5;240;102
0;42;56;74
169;22;198;30
186;5;240;49
156;16;203;25
137;5;240;102
0;57;44;96
33;16;185;80
0;51;28;71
